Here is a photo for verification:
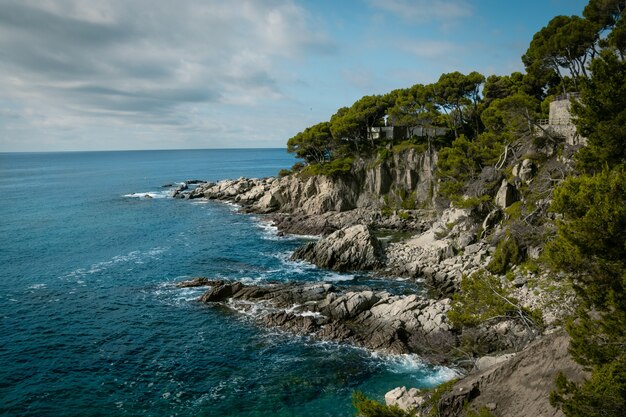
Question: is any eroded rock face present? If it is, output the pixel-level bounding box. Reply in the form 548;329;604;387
192;279;456;359
291;225;385;271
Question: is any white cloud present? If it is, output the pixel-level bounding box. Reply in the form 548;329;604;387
0;0;336;150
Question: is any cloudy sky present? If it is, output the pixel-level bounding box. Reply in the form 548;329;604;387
0;0;587;152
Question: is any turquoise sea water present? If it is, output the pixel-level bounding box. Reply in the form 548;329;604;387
0;149;455;416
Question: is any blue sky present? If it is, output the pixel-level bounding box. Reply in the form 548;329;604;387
0;0;589;152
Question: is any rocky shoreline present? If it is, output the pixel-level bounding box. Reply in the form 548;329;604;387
178;277;455;363
165;147;581;415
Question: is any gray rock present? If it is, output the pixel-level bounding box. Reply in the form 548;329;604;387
385;386;425;412
475;353;517;371
495;179;518;209
199;282;243;302
176;277;222;288
291;225;384;271
518;159;535;182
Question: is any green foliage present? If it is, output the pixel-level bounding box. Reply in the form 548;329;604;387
522;15;599;91
480;93;541;139
467;407;497;417
377;147;392;163
400;191;417;210
547;168;626;309
437;133;504;202
448;270;521;327
573;51;626;172
546;168;626;416
550;356;626;417
392;140;429;154
504;201;522;220
433;71;485;138
422;379;458;417
287;122;334;164
487;232;522;275
300;157;354;178
454;194;492;209
291;162;305;172
352;392;414;417
278;168;291;177
388;84;438;129
583;0;626;55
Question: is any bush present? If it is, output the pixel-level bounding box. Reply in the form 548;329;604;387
448;271;521;327
467;407;497;417
448;270;541;332
486;232;522;275
352;392;414;417
278;168;291;177
299;157;354;177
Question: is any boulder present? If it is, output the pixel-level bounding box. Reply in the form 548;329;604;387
385;386;426;412
495;180;518;209
291;224;384;271
518;159;535;182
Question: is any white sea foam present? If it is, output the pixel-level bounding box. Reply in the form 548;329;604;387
63;247;169;280
123;191;169;199
423;365;461;385
27;283;46;289
321;272;355;282
371;351;460;382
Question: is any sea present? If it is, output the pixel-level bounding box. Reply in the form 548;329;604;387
0;149;456;416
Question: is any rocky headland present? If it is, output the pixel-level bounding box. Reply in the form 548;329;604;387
166;141;588;415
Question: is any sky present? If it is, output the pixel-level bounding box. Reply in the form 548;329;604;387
0;0;589;152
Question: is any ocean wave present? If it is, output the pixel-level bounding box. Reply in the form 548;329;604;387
27;283;46;289
370;351;460;382
63;247;169;280
321;272;355;282
123;191;170;199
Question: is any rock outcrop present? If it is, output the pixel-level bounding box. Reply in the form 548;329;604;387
189;279;456;360
291;224;385;271
385;331;586;417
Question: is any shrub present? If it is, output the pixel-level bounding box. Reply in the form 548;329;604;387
448;270;540;331
299;157;354;177
486;232;522;275
352;392;414;417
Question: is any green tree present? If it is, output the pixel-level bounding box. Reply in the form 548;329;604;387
437;133;504;200
583;0;626;56
287;122;334;164
573;50;626;172
387;83;442;148
522;15;599;92
329;95;394;153
481;93;541;139
433;71;485;138
547;169;626;417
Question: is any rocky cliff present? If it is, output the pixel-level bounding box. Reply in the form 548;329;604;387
169;140;581;417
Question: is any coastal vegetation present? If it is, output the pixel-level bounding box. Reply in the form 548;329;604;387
283;0;626;415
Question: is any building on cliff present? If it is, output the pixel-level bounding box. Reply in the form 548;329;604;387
536;93;587;146
368;125;448;141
